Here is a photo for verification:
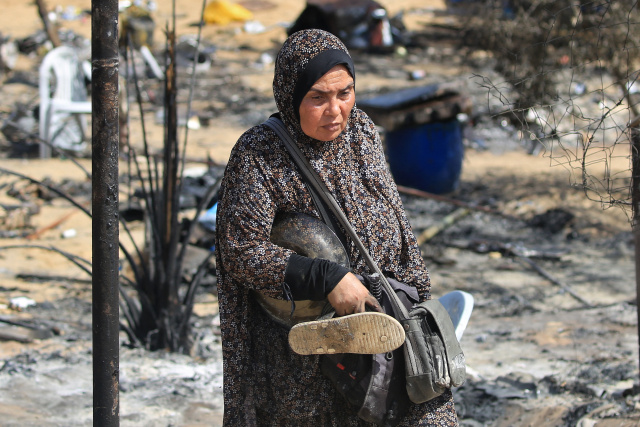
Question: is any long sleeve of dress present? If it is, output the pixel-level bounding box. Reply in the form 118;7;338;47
216;132;294;299
284;254;349;300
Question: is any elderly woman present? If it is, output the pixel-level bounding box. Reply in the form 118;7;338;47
215;29;458;426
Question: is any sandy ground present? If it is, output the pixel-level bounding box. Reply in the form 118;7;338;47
0;0;639;426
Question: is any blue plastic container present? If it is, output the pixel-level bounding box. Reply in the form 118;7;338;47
358;84;469;194
385;119;464;194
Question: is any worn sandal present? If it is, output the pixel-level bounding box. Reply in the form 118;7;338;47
288;312;406;355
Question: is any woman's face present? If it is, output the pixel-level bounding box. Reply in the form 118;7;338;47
298;65;355;141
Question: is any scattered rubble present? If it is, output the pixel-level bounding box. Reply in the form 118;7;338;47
0;1;638;426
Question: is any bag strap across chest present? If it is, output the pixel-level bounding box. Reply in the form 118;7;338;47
263;116;410;319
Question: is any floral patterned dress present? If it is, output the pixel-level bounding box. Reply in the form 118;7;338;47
215;29;458;426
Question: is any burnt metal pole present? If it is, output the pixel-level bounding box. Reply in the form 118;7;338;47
92;0;120;425
630;115;640;384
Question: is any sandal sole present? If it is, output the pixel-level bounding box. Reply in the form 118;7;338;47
288;312;405;355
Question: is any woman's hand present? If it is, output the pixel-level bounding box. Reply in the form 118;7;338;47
327;272;382;316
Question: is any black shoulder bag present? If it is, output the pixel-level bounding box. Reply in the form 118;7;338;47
264;117;466;426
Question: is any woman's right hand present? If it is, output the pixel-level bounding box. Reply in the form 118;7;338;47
327;272;382;316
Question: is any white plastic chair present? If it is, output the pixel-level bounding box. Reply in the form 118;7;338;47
439;290;474;341
39;46;92;158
